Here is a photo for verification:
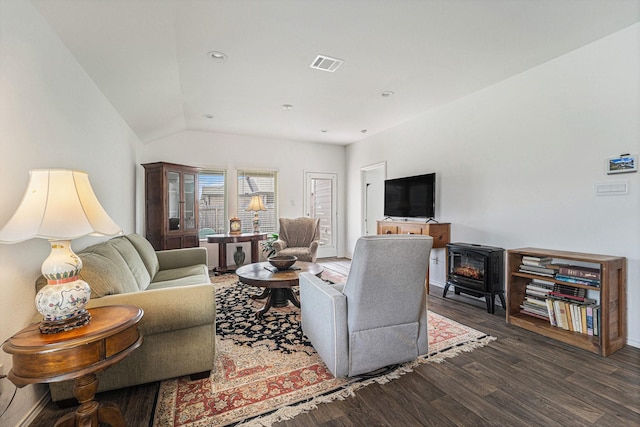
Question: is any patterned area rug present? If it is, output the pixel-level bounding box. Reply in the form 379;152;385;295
153;273;495;427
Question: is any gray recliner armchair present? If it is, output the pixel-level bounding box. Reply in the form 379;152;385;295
273;217;321;262
299;234;433;377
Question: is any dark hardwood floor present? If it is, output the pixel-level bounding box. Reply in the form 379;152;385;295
29;258;639;427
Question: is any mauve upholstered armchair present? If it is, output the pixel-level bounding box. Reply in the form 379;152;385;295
273;217;321;262
299;234;433;377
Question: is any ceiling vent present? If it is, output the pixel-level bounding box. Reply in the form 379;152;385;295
310;55;344;72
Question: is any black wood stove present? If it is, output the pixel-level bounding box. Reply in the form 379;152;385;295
443;242;505;314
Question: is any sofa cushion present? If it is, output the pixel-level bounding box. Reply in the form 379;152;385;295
78;251;139;297
79;241;140;294
276;247;314;262
107;236;152;291
125;234;160;279
149;265;210;290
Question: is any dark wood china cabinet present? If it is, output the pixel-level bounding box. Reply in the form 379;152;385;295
142;162;200;250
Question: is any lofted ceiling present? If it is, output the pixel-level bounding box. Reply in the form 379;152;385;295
32;0;640;145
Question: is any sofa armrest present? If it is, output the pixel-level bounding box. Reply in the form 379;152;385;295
272;239;287;251
299;272;348;377
86;284;215;336
156;247;208;270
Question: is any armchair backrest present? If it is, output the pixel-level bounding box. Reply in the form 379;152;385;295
278;217;321;248
343;235;433;332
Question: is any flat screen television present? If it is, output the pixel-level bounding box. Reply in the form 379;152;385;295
384;173;435;219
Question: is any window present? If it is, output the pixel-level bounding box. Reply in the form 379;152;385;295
237;169;278;233
198;169;226;237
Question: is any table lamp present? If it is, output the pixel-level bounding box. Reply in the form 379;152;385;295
0;170;122;333
245;195;266;233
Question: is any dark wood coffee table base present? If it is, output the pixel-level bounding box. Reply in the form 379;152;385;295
250;287;300;317
236;261;323;318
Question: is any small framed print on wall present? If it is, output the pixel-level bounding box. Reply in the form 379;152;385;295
606;154;637;174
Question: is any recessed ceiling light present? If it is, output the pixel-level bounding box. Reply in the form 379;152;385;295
361;129;368;133
202;114;214;119
321;130;328;133
207;51;227;61
381;91;395;98
282;104;293;110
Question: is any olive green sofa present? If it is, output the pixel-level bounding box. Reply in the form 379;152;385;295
36;233;215;402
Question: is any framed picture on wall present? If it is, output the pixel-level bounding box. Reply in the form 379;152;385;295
606;154;637;174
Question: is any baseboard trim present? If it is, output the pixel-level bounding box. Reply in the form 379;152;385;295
18;392;50;427
429;280;445;289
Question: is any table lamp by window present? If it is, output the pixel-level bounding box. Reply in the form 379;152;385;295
0;170;122;333
245;195;266;233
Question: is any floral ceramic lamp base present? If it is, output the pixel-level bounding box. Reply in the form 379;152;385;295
36;240;92;334
252;213;261;233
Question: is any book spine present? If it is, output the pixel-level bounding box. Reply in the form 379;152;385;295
558;266;600;280
525;297;548;307
519;269;555;278
520;265;556;274
522;256;552;263
573;304;582;333
552;283;586;297
531;278;555;286
556;301;568;330
568;304;575;332
547;292;596;304
551;300;559;329
586;306;594;336
545;299;557;326
528;284;553;293
555;275;600;287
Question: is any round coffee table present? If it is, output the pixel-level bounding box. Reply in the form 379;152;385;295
235;261;324;318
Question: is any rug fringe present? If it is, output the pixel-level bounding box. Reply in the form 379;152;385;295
423;335;497;364
237;335;496;427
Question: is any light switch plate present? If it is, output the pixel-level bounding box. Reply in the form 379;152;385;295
595;181;629;196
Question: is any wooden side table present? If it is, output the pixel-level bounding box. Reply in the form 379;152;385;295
2;305;143;427
207;232;267;273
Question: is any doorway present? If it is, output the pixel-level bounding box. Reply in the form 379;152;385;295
304;172;337;258
361;162;386;236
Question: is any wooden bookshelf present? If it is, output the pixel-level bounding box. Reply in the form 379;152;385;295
506;248;626;356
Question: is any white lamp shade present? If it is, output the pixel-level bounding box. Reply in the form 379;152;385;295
245;195;266;212
0;169;122;242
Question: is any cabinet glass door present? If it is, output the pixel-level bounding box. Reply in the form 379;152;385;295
183;173;196;230
167;171;180;231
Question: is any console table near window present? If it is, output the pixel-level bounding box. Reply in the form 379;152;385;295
2;305;143;427
207;232;268;273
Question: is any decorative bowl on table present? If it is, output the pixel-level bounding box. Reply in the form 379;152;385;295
268;255;297;270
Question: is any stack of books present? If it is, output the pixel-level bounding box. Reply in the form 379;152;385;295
520;279;554;320
516;255;602;336
545;284;599;336
518;255;555;277
555;265;601;288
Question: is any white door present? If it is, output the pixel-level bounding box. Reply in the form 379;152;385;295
361;162;386;235
305;172;337;258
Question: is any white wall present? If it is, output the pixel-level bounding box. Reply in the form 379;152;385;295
346;24;640;347
0;1;142;424
142;130;346;266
